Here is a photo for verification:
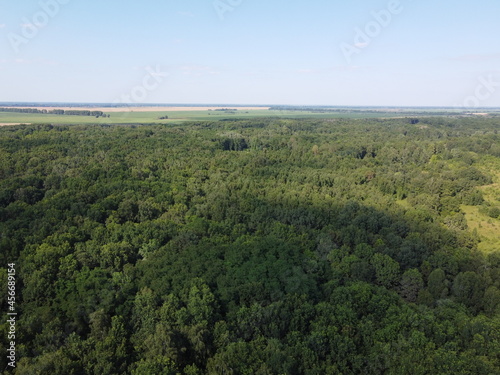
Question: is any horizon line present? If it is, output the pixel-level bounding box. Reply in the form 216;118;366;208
1;102;500;110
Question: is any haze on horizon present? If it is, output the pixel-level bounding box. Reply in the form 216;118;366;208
1;0;499;108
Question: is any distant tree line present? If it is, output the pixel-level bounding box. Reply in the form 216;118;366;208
0;107;109;117
268;106;480;116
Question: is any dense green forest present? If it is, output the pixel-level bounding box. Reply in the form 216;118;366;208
1;117;500;374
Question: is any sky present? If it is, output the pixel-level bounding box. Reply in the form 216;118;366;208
1;0;499;107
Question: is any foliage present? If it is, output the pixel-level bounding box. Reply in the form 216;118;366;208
1;117;500;373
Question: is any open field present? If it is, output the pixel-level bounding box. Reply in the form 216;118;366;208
0;107;480;125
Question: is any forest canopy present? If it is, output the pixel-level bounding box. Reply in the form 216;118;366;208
1;117;500;374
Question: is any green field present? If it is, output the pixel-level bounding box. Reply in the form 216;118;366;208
0;108;474;125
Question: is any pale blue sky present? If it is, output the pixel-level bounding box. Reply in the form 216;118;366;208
1;0;499;106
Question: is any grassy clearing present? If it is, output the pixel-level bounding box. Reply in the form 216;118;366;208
462;157;500;253
462;206;500;253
